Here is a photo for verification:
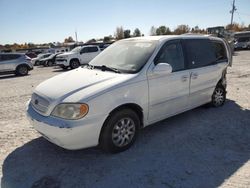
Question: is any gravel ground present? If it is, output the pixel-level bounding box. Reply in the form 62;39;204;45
0;51;250;188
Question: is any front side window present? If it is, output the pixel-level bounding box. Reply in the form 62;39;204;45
155;41;185;72
80;47;88;54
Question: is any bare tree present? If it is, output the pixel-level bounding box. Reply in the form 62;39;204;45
173;25;190;35
115;26;124;40
150;26;157;36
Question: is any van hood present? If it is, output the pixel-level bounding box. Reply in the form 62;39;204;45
34;67;134;103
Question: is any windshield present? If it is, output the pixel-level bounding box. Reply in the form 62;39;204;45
89;40;157;73
71;46;82;53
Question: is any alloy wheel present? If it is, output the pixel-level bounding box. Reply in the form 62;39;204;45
213;88;225;106
112;117;136;147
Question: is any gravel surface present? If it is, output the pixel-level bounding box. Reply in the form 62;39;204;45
0;51;250;188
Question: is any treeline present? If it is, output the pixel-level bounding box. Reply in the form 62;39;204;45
113;23;250;40
1;22;250;51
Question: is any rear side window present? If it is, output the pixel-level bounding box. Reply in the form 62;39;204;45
87;47;98;52
0;54;21;61
238;37;250;42
212;41;227;62
43;54;50;58
185;39;216;69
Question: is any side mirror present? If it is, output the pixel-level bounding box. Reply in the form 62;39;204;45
153;63;172;74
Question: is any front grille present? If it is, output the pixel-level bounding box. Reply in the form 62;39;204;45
31;93;50;114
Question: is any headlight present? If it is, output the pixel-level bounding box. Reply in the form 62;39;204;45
51;103;89;120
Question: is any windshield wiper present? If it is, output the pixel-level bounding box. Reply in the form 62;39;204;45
94;65;121;73
83;64;121;73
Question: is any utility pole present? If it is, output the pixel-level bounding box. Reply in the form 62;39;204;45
230;0;237;28
75;30;78;43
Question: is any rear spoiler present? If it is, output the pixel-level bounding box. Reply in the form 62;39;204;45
223;39;233;67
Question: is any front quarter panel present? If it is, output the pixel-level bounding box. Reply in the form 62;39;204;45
85;77;149;126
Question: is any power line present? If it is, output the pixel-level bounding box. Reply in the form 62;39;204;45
236;12;243;23
238;12;250;17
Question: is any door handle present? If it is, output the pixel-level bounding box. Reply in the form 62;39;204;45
191;73;198;79
181;75;188;82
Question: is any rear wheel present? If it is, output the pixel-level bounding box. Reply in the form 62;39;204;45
47;60;53;67
70;59;80;69
16;65;28;76
99;109;139;153
211;85;226;107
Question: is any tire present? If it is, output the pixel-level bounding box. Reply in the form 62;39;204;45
47;60;53;67
43;61;47;67
99;109;140;153
70;59;80;69
62;66;68;70
211;85;226;107
16;65;28;76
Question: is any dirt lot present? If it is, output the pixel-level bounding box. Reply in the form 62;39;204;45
0;51;250;188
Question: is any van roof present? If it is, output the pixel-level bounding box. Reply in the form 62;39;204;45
123;35;221;42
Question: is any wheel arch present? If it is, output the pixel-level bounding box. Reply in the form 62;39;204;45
70;58;80;63
98;103;144;144
217;68;227;89
15;64;30;71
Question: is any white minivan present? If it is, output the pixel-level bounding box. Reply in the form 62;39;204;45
26;35;232;153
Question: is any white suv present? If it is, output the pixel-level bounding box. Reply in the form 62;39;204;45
56;45;101;69
0;53;33;76
26;35;232;153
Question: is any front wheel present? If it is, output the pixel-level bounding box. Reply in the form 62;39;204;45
99;109;140;153
70;59;80;69
211;85;226;107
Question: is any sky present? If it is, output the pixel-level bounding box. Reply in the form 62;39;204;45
0;0;250;44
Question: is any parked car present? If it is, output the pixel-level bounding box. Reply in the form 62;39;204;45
31;53;52;66
26;35;232;153
55;45;101;69
25;52;37;59
39;53;62;67
234;37;250;50
0;53;33;76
